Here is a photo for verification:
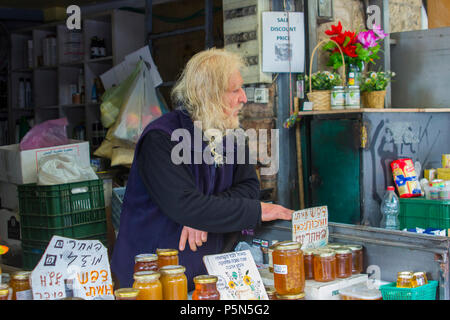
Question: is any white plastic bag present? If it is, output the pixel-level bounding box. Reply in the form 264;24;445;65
37;154;98;185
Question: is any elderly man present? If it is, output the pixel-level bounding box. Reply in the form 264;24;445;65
111;48;293;291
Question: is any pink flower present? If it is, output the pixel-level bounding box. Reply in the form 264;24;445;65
357;30;378;49
372;24;388;40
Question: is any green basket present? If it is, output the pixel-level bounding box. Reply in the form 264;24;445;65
18;179;107;242
379;281;438;300
399;197;450;232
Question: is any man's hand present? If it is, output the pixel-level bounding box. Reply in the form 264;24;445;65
261;202;294;222
179;226;208;252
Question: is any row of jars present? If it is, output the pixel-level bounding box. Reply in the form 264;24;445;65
0;271;32;300
396;271;428;289
331;85;360;110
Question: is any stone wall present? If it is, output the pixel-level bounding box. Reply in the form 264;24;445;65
390;0;423;33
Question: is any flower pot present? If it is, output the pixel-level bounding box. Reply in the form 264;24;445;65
362;90;386;109
307;90;331;111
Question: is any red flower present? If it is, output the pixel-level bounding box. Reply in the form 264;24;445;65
325;21;343;36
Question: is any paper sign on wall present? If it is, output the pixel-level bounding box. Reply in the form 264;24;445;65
262;11;305;73
203;250;268;300
31;236;114;300
292;206;328;249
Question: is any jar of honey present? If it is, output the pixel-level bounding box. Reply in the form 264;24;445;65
347;244;364;274
160;265;188;300
313;249;337;282
326;243;345;250
272;241;305;295
134;254;158;273
397;271;414;288
114;288;140;300
412;272;428;287
0;283;12;300
303;249;315;280
132;271;163;300
268;241;279;273
192;275;220;300
335;247;353;279
265;286;277;300
275;292;305;300
9;271;32;300
156;249;179;269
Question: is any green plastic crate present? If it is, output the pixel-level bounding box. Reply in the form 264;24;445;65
399;197;450;232
18;179;107;242
379;281;438;300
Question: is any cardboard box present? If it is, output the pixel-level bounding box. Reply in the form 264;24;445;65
0;181;19;211
0;209;21;248
0;140;90;185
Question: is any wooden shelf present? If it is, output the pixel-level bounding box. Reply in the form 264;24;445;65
298;108;450;116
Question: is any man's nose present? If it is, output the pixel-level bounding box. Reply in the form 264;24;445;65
239;88;247;104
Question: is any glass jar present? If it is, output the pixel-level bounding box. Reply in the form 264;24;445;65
272;241;305;295
335;247;353;279
326;243;345;250
412;272;428;287
331;86;346;110
313;249;337;282
265;286;277;300
134;253;158;273
268;241;279;273
345;86;360;109
132;271;163;300
347;244;364;274
156;249;179;269
9;271;32;300
114;288;140;300
275;292;305;300
303;249;315;280
0;283;12;300
159;265;188;300
192;275;220;300
397;271;414;288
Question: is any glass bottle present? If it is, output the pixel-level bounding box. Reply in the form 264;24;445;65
303;249;315;280
272;241;305;295
132;271;163;300
192;275;220;300
159;265;188;300
156;249;179;269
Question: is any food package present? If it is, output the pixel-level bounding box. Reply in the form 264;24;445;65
391;158;422;198
442;154;450;169
437;168;450;181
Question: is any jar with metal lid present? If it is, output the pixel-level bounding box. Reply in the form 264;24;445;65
10;271;32;300
303;249;315;280
275;292;305;300
347;245;364;274
272;241;305;295
192;275;220;300
345;86;360;109
265;286;277;300
156;249;179;269
134;253;158;273
396;271;414;288
412;272;428;288
326;243;345;250
114;288;140;300
313;249;337;282
268;241;279;273
331;86;346;110
160;265;188;300
132;271;163;300
0;283;12;300
335;247;353;279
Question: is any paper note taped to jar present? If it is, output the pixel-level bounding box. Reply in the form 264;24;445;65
292;206;328;249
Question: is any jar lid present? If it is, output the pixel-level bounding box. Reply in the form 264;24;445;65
313;248;336;257
347;244;363;251
135;253;158;262
269;241;279;250
397;271;413;279
12;271;31;280
0;283;9;296
326;243;345;249
334;247;352;255
133;271;161;281
159;265;186;275
333;86;345;90
193;275;218;284
114;288;139;298
348;85;360;89
275;292;305;300
273;241;301;251
156;248;179;256
302;248;315;256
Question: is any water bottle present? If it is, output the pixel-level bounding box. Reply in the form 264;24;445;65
380;186;400;230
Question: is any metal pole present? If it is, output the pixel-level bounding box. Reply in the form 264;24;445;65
205;0;214;48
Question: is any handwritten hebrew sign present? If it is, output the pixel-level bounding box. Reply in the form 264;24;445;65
292;206;328;249
31;236;114;300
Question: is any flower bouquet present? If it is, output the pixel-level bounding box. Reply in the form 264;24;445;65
360;71;395;108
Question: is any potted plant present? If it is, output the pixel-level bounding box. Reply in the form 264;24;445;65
305;71;343;110
360;71;395;108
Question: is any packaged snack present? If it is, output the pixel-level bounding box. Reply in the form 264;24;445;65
391;159;422;198
443;154;450;169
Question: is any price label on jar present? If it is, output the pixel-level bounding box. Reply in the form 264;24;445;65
273;264;288;275
292;206;328;249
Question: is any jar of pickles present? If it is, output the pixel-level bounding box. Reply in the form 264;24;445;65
412;272;428;287
396;271;414;288
335;247;353;279
0;283;12;300
9;271;32;300
275;292;305;300
114;288;140;300
192;275;220;300
132;271;163;300
265;286;277;300
272;241;305;295
347;244;364;274
134;253;158;273
313;249;337;282
160;265;188;300
303;249;315;280
156;249;179;269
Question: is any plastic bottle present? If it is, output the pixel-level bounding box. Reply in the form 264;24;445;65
380;186;400;230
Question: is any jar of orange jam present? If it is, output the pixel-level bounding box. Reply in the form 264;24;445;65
272;241;305;295
134;254;158;273
157;249;179;269
132;271;163;300
9;271;32;300
303;249;315;280
335;247;353;279
160;265;188;300
275;292;305;300
397;271;414;288
192;275;220;300
347;244;364;274
114;288;140;300
313;249;337;282
0;283;12;300
412;272;428;287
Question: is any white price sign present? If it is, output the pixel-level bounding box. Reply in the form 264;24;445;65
292;206;329;249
